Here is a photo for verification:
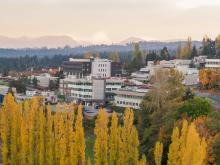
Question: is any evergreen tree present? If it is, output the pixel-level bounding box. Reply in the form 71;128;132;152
191;45;198;58
160;47;170;60
215;35;220;58
201;35;216;58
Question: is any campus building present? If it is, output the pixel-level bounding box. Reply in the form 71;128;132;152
114;87;149;109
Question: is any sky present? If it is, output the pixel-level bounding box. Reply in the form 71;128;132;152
0;0;220;44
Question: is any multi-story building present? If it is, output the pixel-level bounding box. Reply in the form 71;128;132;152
111;62;122;77
193;56;220;68
35;73;58;88
105;78;124;100
62;58;92;78
114;87;149;109
205;59;220;68
59;76;124;103
131;67;151;82
136;59;199;86
62;58;122;78
91;58;111;78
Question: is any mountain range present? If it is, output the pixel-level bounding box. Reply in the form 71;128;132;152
0;35;193;49
0;35;92;48
0;35;202;57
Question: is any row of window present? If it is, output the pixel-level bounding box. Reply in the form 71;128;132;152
98;69;107;72
98;64;108;67
116;101;140;107
69;82;92;86
206;62;220;65
117;95;144;99
71;89;92;92
71;93;92;98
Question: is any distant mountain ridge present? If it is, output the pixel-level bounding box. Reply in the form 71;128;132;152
0;40;202;57
119;37;146;45
0;35;201;49
0;35;83;48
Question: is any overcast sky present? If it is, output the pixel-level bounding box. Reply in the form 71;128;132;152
0;0;220;43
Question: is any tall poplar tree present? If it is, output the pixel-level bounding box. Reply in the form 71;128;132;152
94;109;109;165
154;141;163;165
109;112;120;165
75;104;86;165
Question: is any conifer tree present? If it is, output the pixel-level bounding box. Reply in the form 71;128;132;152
94;109;109;165
154;141;163;165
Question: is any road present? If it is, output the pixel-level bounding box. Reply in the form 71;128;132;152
195;91;220;109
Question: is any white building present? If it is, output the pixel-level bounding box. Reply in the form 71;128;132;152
131;67;151;82
205;59;220;68
141;59;199;86
105;78;125;100
92;58;111;78
114;87;149;109
193;56;220;68
34;73;58;88
25;90;37;97
183;68;199;86
60;77;106;103
60;76;124;102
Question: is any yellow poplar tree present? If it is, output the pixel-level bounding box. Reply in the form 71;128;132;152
119;108;139;165
10;103;20;164
27;98;37;165
36;107;45;165
154;141;163;165
0;93;16;165
139;155;147;165
87;157;92;165
167;127;180;165
109;112;120;165
179;119;188;161
74;104;86;165
69;102;75;126
45;105;54;165
94;109;109;165
181;122;207;165
54;103;62;164
129;126;139;165
20;106;29;165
